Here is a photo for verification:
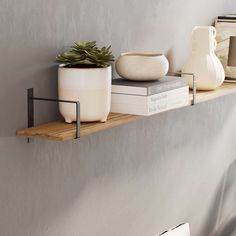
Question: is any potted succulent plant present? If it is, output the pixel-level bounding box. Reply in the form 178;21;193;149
56;41;114;123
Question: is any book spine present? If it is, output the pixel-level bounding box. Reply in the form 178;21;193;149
216;20;236;23
111;87;189;115
147;92;188;115
111;87;188;104
218;16;236;20
111;93;188;116
147;79;188;95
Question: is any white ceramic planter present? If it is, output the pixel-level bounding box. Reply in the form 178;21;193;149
115;52;169;81
58;66;111;123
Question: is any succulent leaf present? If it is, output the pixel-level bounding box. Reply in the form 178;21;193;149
56;41;114;68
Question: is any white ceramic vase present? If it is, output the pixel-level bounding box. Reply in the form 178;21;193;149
115;52;169;81
58;66;111;123
182;26;225;90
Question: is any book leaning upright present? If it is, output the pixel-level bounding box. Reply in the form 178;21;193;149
111;76;189;116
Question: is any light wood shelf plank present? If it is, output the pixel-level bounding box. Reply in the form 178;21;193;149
17;113;141;141
17;82;236;141
189;82;236;104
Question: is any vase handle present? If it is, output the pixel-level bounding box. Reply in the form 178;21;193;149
213;27;217;38
214;39;217;50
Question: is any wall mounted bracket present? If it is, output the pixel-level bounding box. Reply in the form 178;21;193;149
27;88;80;142
168;72;196;105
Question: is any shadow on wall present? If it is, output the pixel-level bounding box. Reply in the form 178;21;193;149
208;159;236;236
216;158;236;236
0;63;59;137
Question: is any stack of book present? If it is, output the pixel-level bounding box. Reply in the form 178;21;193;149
111;76;189;116
215;14;236;81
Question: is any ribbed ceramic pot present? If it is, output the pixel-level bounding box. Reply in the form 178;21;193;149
58;66;111;123
115;52;169;81
182;26;225;90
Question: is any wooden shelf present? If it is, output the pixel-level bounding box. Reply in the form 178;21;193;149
17;82;236;141
190;82;236;103
17;113;141;141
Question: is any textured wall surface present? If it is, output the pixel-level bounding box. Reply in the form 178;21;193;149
1;0;236;236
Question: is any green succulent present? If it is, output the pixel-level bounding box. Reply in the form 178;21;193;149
56;41;114;68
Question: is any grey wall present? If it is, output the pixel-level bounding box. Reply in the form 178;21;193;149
1;0;236;236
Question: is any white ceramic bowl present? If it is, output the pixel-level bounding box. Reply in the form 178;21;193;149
115;52;169;81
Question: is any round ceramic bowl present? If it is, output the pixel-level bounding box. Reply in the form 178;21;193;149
115;52;169;81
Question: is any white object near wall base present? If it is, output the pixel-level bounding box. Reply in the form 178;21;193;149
160;223;190;236
115;52;169;81
58;66;111;123
182;26;225;90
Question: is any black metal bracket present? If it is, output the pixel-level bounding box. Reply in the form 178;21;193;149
27;88;80;142
168;72;196;105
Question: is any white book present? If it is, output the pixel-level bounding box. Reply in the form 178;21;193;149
217;20;236;23
111;86;189;116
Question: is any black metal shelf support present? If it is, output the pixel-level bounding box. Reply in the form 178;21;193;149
27;88;80;142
